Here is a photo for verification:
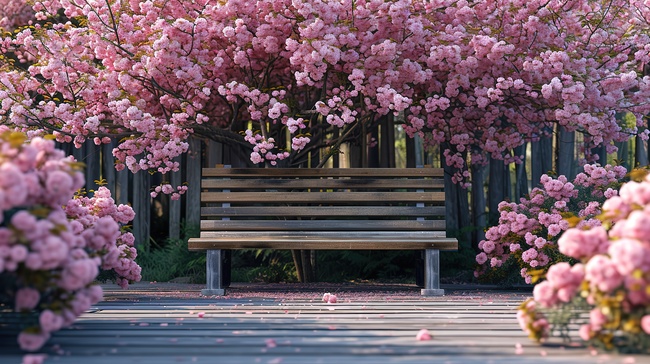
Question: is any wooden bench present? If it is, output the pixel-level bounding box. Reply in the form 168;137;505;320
188;167;458;296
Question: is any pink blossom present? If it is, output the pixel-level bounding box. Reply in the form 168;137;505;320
608;238;646;276
39;310;64;333
579;325;593;341
21;354;47;364
15;288;40;311
585;255;624;293
17;331;50;352
415;328;432;341
533;281;557;308
641;316;650;335
558;227;609;260
327;294;337;304
589;309;608;331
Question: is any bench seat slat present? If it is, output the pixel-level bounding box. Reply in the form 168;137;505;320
201;206;446;217
199;219;446;231
189;239;458;250
200;191;445;203
202;168;444;178
201;178;445;190
188;231;458;250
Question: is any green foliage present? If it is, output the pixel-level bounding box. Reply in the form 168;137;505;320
231;249;297;283
475;255;525;287
136;224;205;283
315;250;418;282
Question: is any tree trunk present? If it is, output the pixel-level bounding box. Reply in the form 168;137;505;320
186;138;202;233
616;140;630;169
557;126;576;179
591;145;607;166
168;156;181;240
636;135;649;167
132;170;151;249
514;143;528;200
488;156;507;225
531;130;553;187
471;163;488;248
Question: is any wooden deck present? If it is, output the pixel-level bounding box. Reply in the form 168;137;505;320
1;282;646;363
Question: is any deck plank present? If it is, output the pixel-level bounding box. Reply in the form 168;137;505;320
0;283;643;363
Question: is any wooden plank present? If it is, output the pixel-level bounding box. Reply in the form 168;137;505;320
186;241;458;250
200;206;447;217
197;230;451;240
202;168;444;178
201;178;445;190
1;286;638;364
188;234;458;250
200;192;445;203
200;220;447;231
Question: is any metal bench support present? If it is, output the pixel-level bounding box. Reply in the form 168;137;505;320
421;249;444;296
201;249;225;296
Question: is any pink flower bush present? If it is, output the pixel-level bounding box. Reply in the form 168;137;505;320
476;164;627;283
0;130;140;352
518;170;650;353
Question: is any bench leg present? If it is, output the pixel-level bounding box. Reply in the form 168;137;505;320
201;250;225;296
421;249;444;296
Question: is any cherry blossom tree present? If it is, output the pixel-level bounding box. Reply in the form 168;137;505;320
1;0;649;184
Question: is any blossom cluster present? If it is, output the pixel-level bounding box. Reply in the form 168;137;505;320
518;171;650;352
475;164;627;283
0;0;33;31
1;0;650;175
0;130;140;352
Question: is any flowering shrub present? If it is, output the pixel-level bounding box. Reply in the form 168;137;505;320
517;171;650;353
475;164;627;283
0;130;140;352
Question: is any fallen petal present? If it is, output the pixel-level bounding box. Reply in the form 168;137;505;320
416;329;432;341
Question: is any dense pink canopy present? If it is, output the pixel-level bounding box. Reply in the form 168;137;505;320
1;0;650;182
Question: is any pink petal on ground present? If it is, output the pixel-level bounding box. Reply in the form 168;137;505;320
265;339;277;348
197;312;205;318
160;323;169;327
245;311;253;315
322;293;331;302
515;343;524;355
22;354;47;364
139;322;149;326
327;294;337;303
416;329;432;341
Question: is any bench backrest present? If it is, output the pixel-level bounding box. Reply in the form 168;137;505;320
198;167;447;233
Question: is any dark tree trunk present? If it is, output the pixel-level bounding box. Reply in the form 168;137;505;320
514;143;528;200
488;156;507;225
471;163;488;248
557;126;575;179
531;131;553;187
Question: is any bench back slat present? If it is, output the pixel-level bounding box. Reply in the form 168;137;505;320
200;191;445;203
202;168;444;178
201;178;445;190
201;206;445;217
199;219;446;231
